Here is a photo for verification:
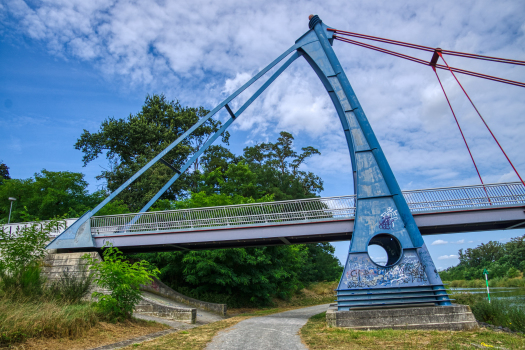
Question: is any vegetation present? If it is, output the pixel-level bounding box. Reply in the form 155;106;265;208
85;244;160;321
0;169;129;223
75;94;230;210
0;162;9;186
0;221;100;346
1;94;342;309
300;312;525;349
440;234;525;281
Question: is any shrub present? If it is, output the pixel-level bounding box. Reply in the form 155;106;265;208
84;244;159;321
47;267;94;304
0;220;62;277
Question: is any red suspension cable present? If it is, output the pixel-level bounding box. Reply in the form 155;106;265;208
431;67;486;187
329;28;525;66
437;53;525;187
333;36;525;88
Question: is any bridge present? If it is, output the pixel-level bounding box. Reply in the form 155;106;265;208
40;15;525;311
32;182;519;253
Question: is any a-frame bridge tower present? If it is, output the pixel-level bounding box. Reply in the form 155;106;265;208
48;15;452;310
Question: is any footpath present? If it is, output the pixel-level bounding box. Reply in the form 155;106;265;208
206;304;329;350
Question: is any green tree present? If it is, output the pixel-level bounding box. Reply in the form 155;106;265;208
242;131;323;200
0;170;129;223
439;234;525;281
0;162;10;186
75;94;230;211
85;244;159;320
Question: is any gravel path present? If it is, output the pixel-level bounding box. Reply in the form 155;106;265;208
206;304;329;350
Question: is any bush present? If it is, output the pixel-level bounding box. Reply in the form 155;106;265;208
85;244;159;321
0;220;61;279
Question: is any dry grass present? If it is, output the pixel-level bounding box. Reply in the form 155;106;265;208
272;281;338;308
301;312;525;349
0;298;100;345
120;316;250;350
11;319;168;350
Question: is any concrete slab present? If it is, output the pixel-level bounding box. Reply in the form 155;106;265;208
326;304;478;331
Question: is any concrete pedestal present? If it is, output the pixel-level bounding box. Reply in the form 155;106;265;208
326;304;478;331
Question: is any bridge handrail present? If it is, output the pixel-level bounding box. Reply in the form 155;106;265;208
88;182;525;235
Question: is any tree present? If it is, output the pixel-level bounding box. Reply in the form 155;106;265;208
0;162;10;186
439;235;525;281
0;170;129;223
242;131;323;200
75;94;230;211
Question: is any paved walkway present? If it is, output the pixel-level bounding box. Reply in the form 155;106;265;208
206;304;330;350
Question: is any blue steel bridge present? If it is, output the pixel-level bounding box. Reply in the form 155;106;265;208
43;15;525;310
45;181;523;254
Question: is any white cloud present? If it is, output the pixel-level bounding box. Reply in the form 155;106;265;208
432;239;448;245
1;0;524;191
454;239;465;244
438;255;458;260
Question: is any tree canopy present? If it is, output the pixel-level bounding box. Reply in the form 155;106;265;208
0;162;10;186
439;235;525;281
0;170;128;223
75;94;230;211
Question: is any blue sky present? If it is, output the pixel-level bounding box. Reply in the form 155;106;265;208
1;0;524;269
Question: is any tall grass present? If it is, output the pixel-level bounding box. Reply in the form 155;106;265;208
0;297;100;345
453;292;525;332
0;265;101;346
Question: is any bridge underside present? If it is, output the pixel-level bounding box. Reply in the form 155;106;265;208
56;205;525;254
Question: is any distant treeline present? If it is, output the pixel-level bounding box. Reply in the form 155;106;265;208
439;235;525;281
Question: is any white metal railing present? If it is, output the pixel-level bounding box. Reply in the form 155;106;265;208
90;182;525;236
1;218;78;238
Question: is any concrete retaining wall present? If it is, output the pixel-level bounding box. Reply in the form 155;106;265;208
141;277;227;316
41;251;108;296
135;297;196;324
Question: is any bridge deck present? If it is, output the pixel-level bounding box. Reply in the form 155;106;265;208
4;182;525;253
89;182;525;253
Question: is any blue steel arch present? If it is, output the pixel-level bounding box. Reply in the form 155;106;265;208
47;15;450;309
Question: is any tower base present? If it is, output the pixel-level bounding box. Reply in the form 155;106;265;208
326;304;478;331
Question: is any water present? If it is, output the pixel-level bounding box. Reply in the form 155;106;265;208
449;287;525;303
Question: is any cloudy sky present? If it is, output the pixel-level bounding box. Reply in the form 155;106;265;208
1;0;524;268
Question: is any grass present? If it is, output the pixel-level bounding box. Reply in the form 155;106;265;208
0;297;101;345
301;312;525;349
273;280;337;307
120;316;250;350
451;292;525;333
15;319;168;350
227;280;337;315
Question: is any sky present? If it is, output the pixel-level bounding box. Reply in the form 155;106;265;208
1;0;524;269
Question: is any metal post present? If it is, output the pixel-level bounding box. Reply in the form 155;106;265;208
7;197;16;224
484;269;491;303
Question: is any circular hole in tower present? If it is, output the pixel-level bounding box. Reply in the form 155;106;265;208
367;233;402;267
